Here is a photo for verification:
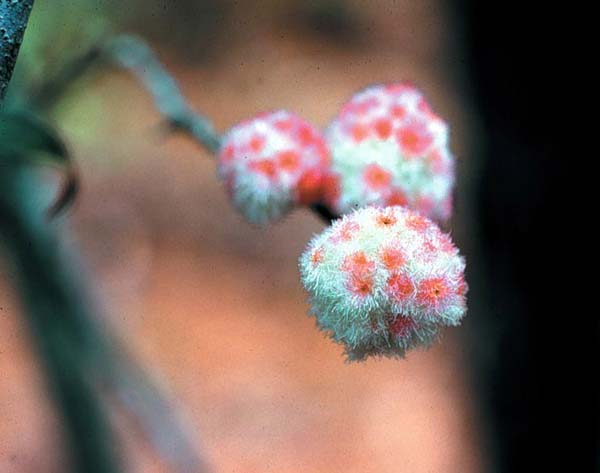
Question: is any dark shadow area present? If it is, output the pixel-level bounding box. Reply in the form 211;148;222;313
458;2;597;471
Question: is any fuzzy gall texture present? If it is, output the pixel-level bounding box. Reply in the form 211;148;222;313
324;82;455;221
299;206;467;361
218;110;330;224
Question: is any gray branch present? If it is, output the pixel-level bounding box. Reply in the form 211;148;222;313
107;35;221;153
31;34;338;223
32;34;222;154
0;0;34;101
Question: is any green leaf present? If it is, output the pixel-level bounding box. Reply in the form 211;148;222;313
0;109;68;162
0;109;78;217
47;168;79;218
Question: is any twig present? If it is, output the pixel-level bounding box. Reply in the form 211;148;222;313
107;35;221;153
32;34;221;154
108;35;337;222
31;34;339;223
31;43;105;110
0;176;122;473
108;356;211;473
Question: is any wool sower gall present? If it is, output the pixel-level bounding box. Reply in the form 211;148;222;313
299;206;467;361
324;83;455;221
218;110;330;224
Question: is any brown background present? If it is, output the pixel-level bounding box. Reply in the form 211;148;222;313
0;1;483;471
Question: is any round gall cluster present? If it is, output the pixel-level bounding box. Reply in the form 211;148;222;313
217;110;330;224
324;82;455;221
299;206;466;361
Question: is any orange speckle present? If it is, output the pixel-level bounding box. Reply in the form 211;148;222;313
376;210;398;227
334;221;360;242
250;159;277;179
396;122;434;155
437;234;456;254
387;273;414;302
417;97;432;114
315;141;331;166
298;125;316;146
374;118;392;139
363;164;391;189
221;144;235;163
417;277;450;307
351;124;369;142
356;97;379;113
380;247;405;270
347;272;374;297
385;82;416;94
321;174;340;206
427;150;448;174
423;240;437;255
249;134;265;153
277;150;300;171
297;169;323;204
456;275;468;296
311;248;324;266
390;105;406;119
388;315;415;337
386;191;408;207
342;253;375;297
342;251;373;272
405;214;429;231
420;239;438;262
341;102;359;118
274;118;294;131
415;197;435;216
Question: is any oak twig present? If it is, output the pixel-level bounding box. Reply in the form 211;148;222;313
32;33;339;223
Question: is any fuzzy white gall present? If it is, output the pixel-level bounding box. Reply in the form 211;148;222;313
324;83;455;222
299;206;467;361
218;110;330;224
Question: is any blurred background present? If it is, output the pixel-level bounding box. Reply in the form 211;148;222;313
1;1;582;472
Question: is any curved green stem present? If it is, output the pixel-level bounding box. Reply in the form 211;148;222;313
1;2;120;471
0;171;121;473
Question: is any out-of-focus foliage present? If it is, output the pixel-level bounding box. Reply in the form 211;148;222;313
0;108;66;161
128;0;230;62
12;0;118;88
2;1;121;154
0;108;76;216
